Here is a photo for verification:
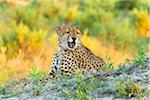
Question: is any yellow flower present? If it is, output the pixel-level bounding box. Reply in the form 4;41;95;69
133;9;150;38
66;5;78;22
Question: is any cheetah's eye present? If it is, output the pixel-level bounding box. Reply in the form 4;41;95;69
76;30;80;34
66;31;70;34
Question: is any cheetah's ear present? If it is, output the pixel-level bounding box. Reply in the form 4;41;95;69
75;26;82;34
56;25;62;35
75;26;80;30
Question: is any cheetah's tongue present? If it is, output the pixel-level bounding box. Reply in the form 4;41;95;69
68;42;75;48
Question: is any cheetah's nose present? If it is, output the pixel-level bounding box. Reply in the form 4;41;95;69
72;37;76;42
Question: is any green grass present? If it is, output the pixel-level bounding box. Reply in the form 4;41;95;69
63;70;95;99
32;81;45;96
115;79;143;97
28;66;47;81
101;56;115;72
114;78;148;98
0;86;6;95
132;49;145;66
28;66;47;95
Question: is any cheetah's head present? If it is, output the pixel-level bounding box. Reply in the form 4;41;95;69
56;25;81;50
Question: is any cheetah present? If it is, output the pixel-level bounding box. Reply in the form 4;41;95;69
49;25;105;78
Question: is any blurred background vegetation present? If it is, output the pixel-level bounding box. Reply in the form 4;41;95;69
0;0;149;85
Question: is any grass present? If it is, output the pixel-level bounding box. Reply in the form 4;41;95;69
114;78;148;98
101;56;115;72
32;81;45;96
28;66;47;81
132;49;145;66
0;50;149;99
0;86;6;95
63;70;95;99
62;69;107;99
28;66;47;96
114;79;143;98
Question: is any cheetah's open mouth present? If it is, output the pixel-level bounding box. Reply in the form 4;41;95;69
68;41;76;48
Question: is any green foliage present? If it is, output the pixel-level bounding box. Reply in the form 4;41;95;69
0;0;148;51
63;70;95;99
115;0;137;10
15;7;38;29
101;56;115;72
0;86;6;95
28;66;46;96
74;0;114;35
115;78;143;97
32;81;44;96
0;2;8;9
115;0;150;11
28;66;47;81
132;49;145;66
117;64;128;74
0;23;47;58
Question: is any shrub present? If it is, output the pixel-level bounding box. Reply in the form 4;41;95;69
115;78;143;97
63;70;95;99
132;49;145;66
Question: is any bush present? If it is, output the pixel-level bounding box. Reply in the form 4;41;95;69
115;78;143;97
